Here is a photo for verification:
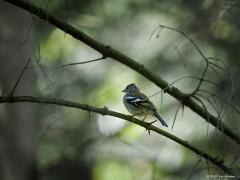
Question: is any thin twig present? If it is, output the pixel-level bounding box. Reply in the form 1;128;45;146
62;56;106;67
191;64;209;96
1;88;5;96
148;75;223;99
192;95;211;146
198;89;240;113
9;58;31;96
174;46;186;68
207;57;230;75
18;22;33;48
32;48;53;86
157;25;207;61
171;103;181;130
186;157;202;180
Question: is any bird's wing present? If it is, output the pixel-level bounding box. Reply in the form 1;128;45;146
125;92;156;111
139;99;157;113
125;92;148;106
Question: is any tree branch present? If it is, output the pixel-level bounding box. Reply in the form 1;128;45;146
62;56;106;67
2;0;240;146
0;95;235;175
9;58;31;96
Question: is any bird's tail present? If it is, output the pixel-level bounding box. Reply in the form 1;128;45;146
154;112;168;127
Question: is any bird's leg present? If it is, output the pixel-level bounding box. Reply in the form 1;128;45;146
148;120;157;125
129;112;143;123
131;112;144;119
132;112;143;117
141;114;147;122
144;115;157;135
146;120;157;133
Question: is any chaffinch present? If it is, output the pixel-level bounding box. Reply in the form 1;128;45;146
122;83;168;127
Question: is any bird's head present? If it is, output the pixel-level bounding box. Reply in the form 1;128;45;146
122;83;140;93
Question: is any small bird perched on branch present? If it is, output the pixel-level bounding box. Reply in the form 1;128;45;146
122;83;168;127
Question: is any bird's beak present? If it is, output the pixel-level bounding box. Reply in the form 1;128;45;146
122;89;126;92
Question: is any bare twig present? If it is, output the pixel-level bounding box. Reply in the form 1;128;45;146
194;94;218;121
148;25;164;41
208;62;226;73
171;103;181;130
174;46;186;68
62;56;106;67
31;48;53;86
148;75;225;99
155;25;207;60
192;95;211;146
207;57;230;75
186;157;202;180
190;64;209;96
18;22;33;48
208;64;225;79
198;89;240;113
9;58;31;96
1;88;5;96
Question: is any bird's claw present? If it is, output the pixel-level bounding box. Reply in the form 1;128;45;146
145;120;157;135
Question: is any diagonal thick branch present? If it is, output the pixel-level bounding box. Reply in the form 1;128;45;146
2;0;240;146
0;95;234;175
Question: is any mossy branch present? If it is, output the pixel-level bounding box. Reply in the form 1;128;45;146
0;95;235;175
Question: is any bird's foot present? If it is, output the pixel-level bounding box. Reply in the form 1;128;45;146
145;120;157;135
141;115;147;122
